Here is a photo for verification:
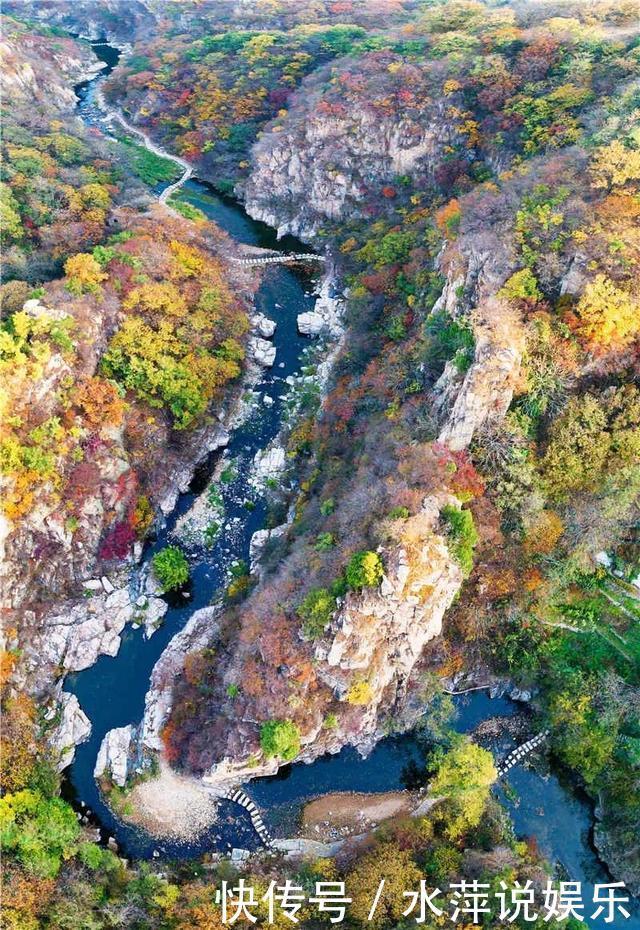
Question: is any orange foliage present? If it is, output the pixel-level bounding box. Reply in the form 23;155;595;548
74;376;124;429
523;510;564;556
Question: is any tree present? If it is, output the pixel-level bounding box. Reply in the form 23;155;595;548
428;736;497;840
297;587;336;638
0;790;80;878
152;546;190;592
590;140;640;189
348;843;422;928
63;253;107;295
259;719;301;761
345;550;384;589
572;275;639;348
498;268;541;302
440;505;478;577
540;387;640;498
345;680;374;705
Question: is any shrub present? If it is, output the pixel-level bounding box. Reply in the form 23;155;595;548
498;268;541;302
423;311;475;376
298;587;336;638
345;550;384;590
320;497;336;516
388;506;410;519
346;680;374;705
314;532;335;552
260;719;301;761
151;546;189;592
440;505;478;577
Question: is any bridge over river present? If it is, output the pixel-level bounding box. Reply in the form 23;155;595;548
229;253;326;267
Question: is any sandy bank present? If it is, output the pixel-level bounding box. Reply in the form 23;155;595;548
302;790;414;841
126;759;219;839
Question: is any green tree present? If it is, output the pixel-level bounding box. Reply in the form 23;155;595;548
151;545;190;592
345;550;384;590
260;719;301;762
0;790;80;877
298;587;336;638
440;505;478;577
428;736;496;840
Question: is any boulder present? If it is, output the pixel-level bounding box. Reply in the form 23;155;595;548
50;692;91;771
297;311;325;336
248;336;276;367
251;313;276;339
253;444;286;482
94;725;133;787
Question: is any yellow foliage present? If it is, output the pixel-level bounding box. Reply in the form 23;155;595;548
573;274;639;347
123;281;187;317
345;679;374;705
169;240;206;278
64;253;106;295
590;140;640;189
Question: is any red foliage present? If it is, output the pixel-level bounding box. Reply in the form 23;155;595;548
381;186;397;198
99;519;136;561
435;445;486;499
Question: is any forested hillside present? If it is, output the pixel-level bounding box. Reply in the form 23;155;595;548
1;1;639;927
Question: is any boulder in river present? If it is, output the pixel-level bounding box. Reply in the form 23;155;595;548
94;725;134;787
249;336;276;367
251;312;276;339
49;692;91;771
297;311;325;336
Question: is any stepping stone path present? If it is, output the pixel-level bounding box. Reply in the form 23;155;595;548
496;729;550;778
223;787;273;847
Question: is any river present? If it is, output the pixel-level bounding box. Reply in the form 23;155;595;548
65;38;638;927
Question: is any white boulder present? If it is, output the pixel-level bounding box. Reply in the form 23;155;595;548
297;311;325;336
249;336;276;367
94;725;133;787
50;693;91;771
251;313;276;339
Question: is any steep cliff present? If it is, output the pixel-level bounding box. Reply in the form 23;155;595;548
243;55;472;240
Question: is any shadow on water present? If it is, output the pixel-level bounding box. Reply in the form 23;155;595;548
63;40;640;925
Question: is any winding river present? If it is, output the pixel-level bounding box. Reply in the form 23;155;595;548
65;40;638;927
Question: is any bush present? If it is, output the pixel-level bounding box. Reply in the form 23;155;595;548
298;587;336;638
423;311;475;376
346;680;374;705
151;546;189;592
440;505;478;578
345;550;384;590
260;719;301;761
498;268;541;302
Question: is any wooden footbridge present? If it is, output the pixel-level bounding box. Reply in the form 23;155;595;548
229;253;326;267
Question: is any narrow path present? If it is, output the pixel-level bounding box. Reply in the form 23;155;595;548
101;107;193;207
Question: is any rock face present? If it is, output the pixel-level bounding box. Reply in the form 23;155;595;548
314;495;463;741
438;297;524;451
95;725;134;788
202;494;464;790
0;19;103;111
49;692;91;771
140;606;221;754
4;0;154;46
245;104;463;240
